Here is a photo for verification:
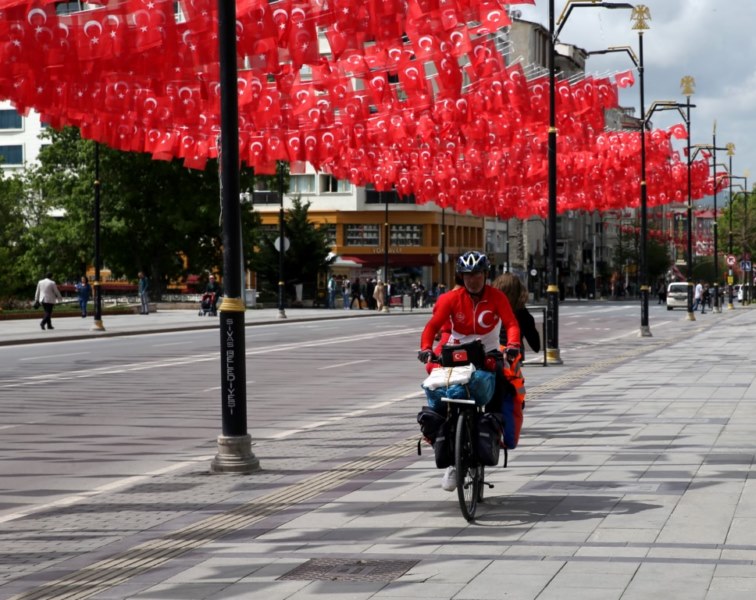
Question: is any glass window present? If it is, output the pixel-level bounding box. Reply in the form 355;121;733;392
345;224;379;246
321;224;337;246
259;224;279;237
0;110;22;130
390;224;422;247
290;175;315;193
321;175;351;193
0;145;23;165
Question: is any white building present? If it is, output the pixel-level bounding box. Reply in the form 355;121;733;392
0;101;46;172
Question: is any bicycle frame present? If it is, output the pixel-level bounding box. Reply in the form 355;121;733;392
441;395;487;522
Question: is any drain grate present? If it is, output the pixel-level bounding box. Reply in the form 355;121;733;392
278;558;419;583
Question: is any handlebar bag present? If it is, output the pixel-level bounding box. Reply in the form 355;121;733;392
440;339;485;368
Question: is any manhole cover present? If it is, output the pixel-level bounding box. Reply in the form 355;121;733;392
278;558;419;583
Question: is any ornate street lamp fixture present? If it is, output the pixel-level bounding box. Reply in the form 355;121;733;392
547;0;634;364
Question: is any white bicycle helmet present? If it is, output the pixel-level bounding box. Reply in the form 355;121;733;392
456;251;490;274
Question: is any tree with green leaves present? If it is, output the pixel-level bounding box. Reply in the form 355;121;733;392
0;169;28;301
250;196;334;302
718;191;756;262
20;127;260;297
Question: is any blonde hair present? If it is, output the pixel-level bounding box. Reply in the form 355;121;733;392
492;273;527;310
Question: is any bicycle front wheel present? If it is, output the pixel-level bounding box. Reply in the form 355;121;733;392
455;411;480;522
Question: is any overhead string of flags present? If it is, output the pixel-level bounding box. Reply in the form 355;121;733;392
0;0;719;218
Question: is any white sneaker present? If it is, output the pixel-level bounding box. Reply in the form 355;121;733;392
441;466;457;492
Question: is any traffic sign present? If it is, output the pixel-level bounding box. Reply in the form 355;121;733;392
741;261;752;271
727;255;737;266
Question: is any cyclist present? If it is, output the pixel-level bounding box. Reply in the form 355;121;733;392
418;250;521;491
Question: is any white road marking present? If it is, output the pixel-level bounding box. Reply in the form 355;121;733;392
268;391;424;440
318;359;369;370
19;352;90;361
0;328;421;389
202;386;222;392
152;342;188;347
0;455;215;525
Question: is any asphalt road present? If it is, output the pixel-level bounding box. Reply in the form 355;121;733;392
0;302;691;522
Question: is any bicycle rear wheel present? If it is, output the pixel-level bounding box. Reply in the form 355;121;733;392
455;411;480;521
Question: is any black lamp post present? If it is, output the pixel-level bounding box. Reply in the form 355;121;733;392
645;96;696;319
587;7;650;335
729;174;751;305
440;206;446;293
382;190;390;312
690;137;730;313
210;0;258;473
92;142;105;332
727;146;736;309
681;76;696;320
277;163;287;319
548;0;633;365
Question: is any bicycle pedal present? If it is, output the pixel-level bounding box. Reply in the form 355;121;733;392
483;481;494;489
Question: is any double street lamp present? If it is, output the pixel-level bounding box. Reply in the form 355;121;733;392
586;5;651;336
548;0;634;364
691;133;731;313
645;81;696;320
92;142;105;332
728;173;750;305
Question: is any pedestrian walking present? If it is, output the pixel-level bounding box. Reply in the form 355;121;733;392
692;281;704;313
75;275;92;317
138;271;150;315
350;277;362;309
373;279;386;311
341;276;351;309
34;272;63;330
327;274;338;309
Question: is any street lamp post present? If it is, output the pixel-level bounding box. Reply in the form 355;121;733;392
728;146;736;309
728;176;749;303
382;190;390;313
645;97;696;319
440;207;446;293
548;0;633;364
588;5;651;336
92;142;105;332
211;0;258;473
691;138;730;313
277;163;287;319
682;75;696;320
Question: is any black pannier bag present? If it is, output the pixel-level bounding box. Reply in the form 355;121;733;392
440;339;486;368
417;406;445;441
476;413;503;466
417;406;454;468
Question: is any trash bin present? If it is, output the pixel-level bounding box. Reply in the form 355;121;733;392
245;288;256;308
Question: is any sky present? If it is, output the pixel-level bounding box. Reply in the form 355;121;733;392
512;0;756;192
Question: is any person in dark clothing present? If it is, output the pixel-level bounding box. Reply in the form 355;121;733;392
492;273;540;361
205;274;221;314
350;277;363;309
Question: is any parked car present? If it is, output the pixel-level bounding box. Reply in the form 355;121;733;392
666;282;689;310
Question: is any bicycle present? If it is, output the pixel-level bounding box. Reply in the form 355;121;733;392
440;393;492;522
422;348;503;522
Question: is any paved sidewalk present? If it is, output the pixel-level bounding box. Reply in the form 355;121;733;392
4;306;756;599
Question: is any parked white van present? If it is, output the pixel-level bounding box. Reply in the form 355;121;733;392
666;282;689;310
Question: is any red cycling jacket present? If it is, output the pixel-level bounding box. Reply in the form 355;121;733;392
420;285;520;353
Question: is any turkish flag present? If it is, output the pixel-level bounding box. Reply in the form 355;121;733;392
615;69;635;89
668;123;688;140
